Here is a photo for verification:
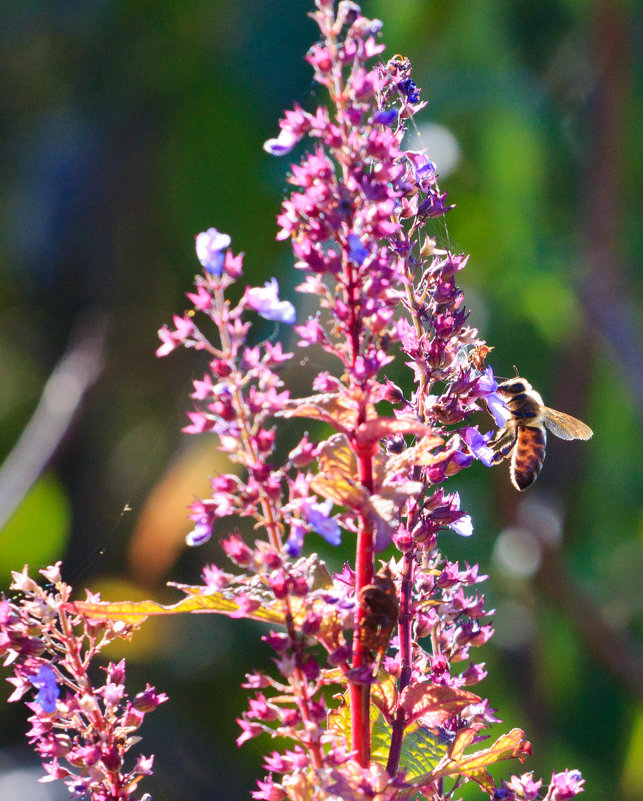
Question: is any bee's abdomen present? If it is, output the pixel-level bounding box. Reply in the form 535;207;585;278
511;425;547;491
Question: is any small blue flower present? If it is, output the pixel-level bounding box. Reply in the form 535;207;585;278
398;77;420;104
263;129;298;156
245;279;296;324
476;367;497;394
29;665;59;713
186;519;213;547
449;514;473;538
477;367;511;428
347;234;369;266
444;492;474;537
286;501;342;557
304;500;342;546
416;160;437;180
462;426;495;468
285;521;306;558
195;228;231;275
486;392;511;428
373;109;398;126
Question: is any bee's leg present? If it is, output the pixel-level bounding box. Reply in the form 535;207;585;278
490;428;518;464
487;423;512;449
487;429;504;448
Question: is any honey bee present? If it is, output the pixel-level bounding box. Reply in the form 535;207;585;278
489;377;593;491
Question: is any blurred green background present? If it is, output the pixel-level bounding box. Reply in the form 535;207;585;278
0;1;640;799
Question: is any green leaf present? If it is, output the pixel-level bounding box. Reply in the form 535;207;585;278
400;726;531;797
371;705;395;765
327;676;448;776
397;722;447;780
328;686;395;765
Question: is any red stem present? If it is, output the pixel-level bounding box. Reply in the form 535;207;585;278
386;547;415;775
327;0;378;761
350;447;375;766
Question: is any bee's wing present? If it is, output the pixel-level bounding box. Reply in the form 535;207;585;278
541;407;593;441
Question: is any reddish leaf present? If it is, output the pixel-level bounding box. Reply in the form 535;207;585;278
386;434;444;471
355;415;432;445
405;727;532;796
310;434;370;508
278;393;369;432
400;681;480;727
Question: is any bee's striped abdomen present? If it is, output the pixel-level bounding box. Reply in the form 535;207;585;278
511;425;547;491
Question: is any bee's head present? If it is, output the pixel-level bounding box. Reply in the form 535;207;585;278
497;377;531;397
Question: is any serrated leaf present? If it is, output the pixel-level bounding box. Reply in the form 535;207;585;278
355;416;432;445
278;393;365;432
386;434;445;472
310;472;368;509
327;679;449;778
327;690;351;743
402;727;531;797
398;722;447;780
399;681;480;727
70;591;286;625
371;671;398;721
310;434;369;508
315;434;357;477
371;705;395;765
71;555;341;646
327;686;394;765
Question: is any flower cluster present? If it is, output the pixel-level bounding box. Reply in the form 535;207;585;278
0;564;166;800
1;2;586;800
149;2;586;799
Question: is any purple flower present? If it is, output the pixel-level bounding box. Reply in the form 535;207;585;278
305;500;342;546
263;128;299;156
186;519;213;547
347;234;369;265
29;665;59;713
548;770;585;799
373;109;398;126
431;490;474;537
291;499;343;551
475;367;511;427
196;228;231;275
285;521;306;558
476;367;497;394
417;189;453;218
505;773;542;800
486;392;511;428
245;279;296;324
461;426;495;468
398;77;420;104
450;513;473;538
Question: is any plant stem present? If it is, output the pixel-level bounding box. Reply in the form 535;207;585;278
350;446;375;766
283;600;324;770
386;547;416;775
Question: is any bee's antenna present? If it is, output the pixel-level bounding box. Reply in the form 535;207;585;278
512;365;520;377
